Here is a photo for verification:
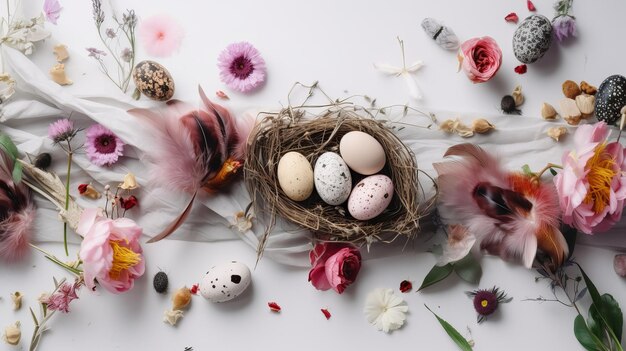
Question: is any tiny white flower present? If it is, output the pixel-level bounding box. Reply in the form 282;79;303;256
364;288;408;333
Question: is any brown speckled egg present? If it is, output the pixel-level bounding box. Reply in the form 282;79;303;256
132;60;175;101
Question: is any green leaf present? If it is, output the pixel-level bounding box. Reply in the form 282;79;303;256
0;134;18;160
425;305;473;351
453;253;482;285
521;164;533;176
590;294;623;342
574;314;605;351
418;263;453;291
12;160;22;183
549;168;558;176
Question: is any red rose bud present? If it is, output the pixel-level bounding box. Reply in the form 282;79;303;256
504;12;519;23
120;195;138;210
268;302;281;312
514;64;528;74
78;183;89;194
527;0;536;11
321;308;331;320
399;280;413;293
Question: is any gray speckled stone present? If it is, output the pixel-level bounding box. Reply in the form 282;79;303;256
513;15;553;64
595;75;626;124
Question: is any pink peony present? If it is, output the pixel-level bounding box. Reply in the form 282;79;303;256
459;37;502;83
554;122;626;234
77;208;145;294
308;242;361;294
138;14;184;57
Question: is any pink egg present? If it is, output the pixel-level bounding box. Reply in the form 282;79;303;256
348;175;394;220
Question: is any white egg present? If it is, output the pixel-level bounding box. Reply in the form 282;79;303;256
199;261;251;303
348;175;394;220
314;152;352;205
339;131;386;175
277;152;314;201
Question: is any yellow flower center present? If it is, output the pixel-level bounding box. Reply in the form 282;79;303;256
583;143;617;214
481;300;489;308
109;241;141;280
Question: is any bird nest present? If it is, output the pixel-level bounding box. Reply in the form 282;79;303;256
244;85;436;254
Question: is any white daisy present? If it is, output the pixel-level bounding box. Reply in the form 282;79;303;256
364;288;409;333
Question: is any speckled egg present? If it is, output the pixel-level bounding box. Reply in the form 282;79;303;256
595;75;626;124
347;175;393;220
314;152;352;205
199;261;251;303
339;131;386;175
277;151;314;201
132;60;175;101
513;15;553;64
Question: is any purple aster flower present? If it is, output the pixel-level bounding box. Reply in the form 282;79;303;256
466;286;512;323
85;124;125;166
105;28;116;38
86;47;107;60
48;118;77;144
552;15;577;42
217;42;266;93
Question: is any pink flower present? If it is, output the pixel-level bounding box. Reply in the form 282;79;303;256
48;118;76;143
138;14;184;57
77;208;145;294
458;37;502;83
308;242;361;294
554;122;626;234
43;0;62;25
85;124;125;166
45;280;82;313
217;42;266;93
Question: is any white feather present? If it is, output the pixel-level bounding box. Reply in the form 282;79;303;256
402;72;422;100
373;63;403;75
406;61;423;73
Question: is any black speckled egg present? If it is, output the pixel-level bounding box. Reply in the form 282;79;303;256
132;60;175;101
595;75;626;124
512;15;553;64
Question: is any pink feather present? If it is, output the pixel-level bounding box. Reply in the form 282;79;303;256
434;143;568;268
0;151;36;262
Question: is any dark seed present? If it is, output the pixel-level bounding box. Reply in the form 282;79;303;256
153;271;168;293
501;95;521;115
34;153;52;170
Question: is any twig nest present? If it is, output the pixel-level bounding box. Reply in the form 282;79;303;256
547;126;568;141
132;60;175;101
562;80;582;99
541;102;558;120
559;98;582;125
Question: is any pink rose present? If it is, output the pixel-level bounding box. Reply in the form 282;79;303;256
308;242;361;294
554;122;626;234
459;36;502;83
77;208;145;294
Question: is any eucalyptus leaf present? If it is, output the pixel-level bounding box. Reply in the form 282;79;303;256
425;305;473;351
12;160;22;183
453;253;482;285
574;288;588;303
0;134;19;160
418;263;453;291
574;314;605;351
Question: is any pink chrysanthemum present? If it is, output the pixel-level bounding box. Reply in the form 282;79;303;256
217;42;266;93
85;124;124;166
48;118;76;144
138;14;184;57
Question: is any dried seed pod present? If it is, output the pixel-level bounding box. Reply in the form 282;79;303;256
562;80;581;99
501;95;520;114
547;126;568;141
50;64;73;85
541;102;558;120
512;85;524;107
172;286;192;310
580;81;597;95
34;153;52;170
559;98;581;124
472;118;495;134
575;94;595;117
163;309;184;326
10;292;22;310
3;321;20;345
439;119;456;133
53;44;69;62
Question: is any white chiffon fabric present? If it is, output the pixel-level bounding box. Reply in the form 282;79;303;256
1;45;624;269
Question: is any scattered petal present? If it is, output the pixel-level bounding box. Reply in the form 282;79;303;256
321;308;331;320
268;301;281;312
547;126;568;141
53;44;69;62
190;284;199;295
10;292;22;310
527;0;536;11
399;280;412;293
216;90;229;100
514;64;527;74
78;184;101;199
364;288;408;333
50;63;72;85
43;0;62;24
505;13;519;23
2;321;20;345
119;173;139;190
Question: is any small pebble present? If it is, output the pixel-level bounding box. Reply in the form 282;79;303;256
501;95;520;115
153;271;169;294
541;102;558;120
562;80;582;99
580;81;597;95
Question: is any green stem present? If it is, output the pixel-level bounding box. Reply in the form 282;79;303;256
63;144;73;256
30;244;82;276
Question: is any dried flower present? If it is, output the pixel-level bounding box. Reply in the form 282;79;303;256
119;195;138;210
172;287;192;310
50;63;73;86
218;42;267;93
562;80;582;99
163;309;184;326
43;0;62;25
399;280;412;293
438;224;476;266
43;280;82;313
528;0;537;11
553;15;577;42
91;0;105;26
10;292;22;310
512;85;524;107
139;14;184;57
86;47;107;60
77;184;101;199
53;44;69;62
541;102;558;120
504;13;519;23
321;308;331;320
514;64;527;74
48;118;77;144
85;124;125;166
232;211;253;232
268;302;281;312
2;321;20;345
119;173;139;190
364;288;408;333
547;126;568;141
122;10;138;28
472;118;495;134
120;48;133;62
440;118;474;138
105;28;116;38
466;286;512;323
580;81;597;95
0;73;16;102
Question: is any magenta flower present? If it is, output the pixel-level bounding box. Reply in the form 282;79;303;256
45;280;82;313
466;286;512;323
85;124;125;166
138;14;184;57
308;242;361;294
48;118;76;144
217;42;266;93
554;122;626;234
552;15;577;42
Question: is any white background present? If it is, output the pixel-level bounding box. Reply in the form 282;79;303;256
2;0;626;350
